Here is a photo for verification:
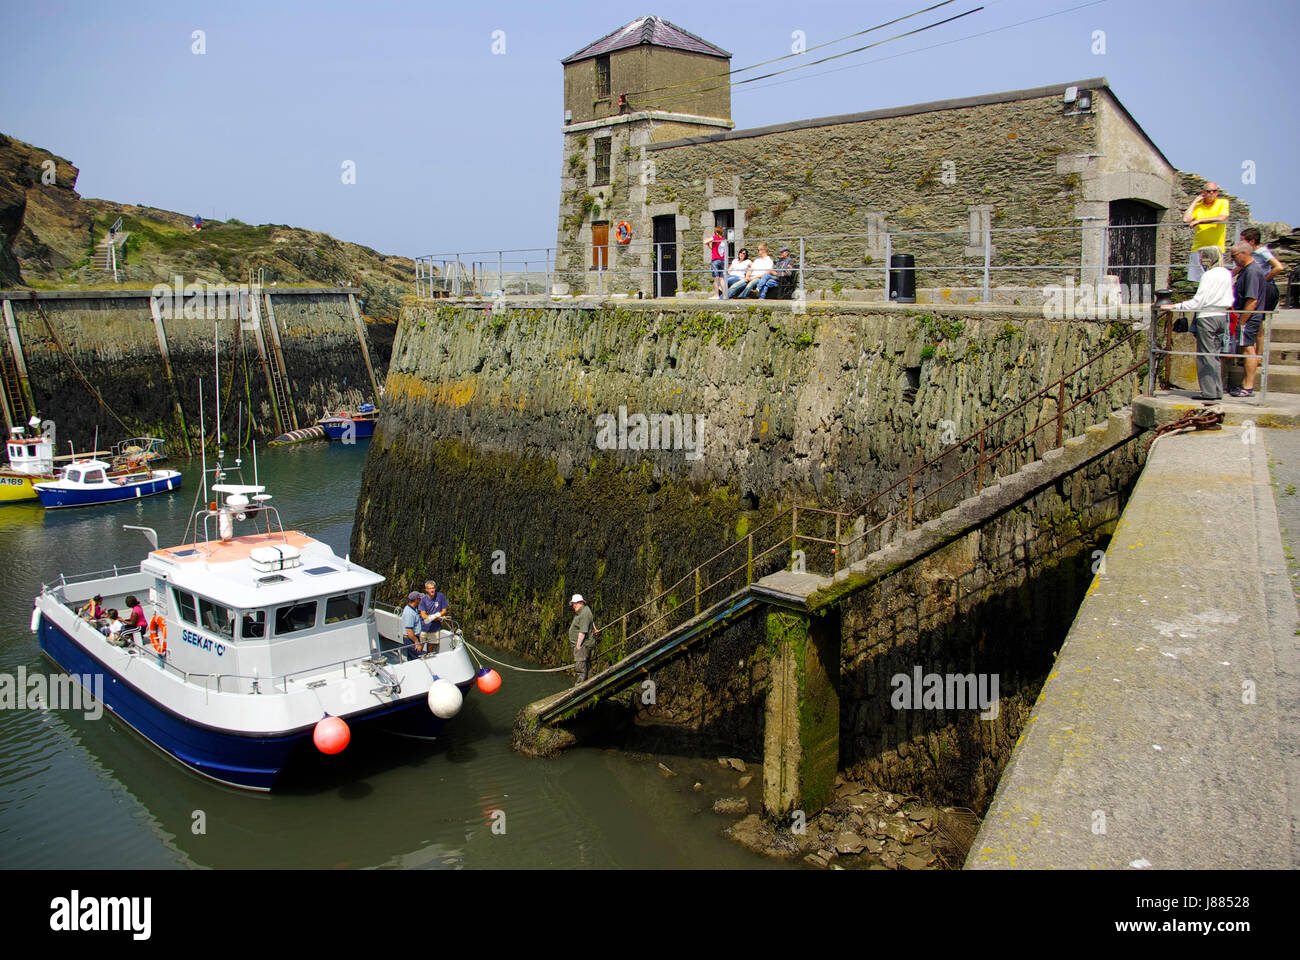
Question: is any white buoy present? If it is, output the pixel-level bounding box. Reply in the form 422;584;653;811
427;678;463;718
30;606;41;633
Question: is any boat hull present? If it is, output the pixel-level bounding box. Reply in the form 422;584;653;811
318;418;375;441
0;472;47;503
35;471;182;509
37;614;472;790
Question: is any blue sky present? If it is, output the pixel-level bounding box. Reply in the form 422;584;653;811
3;0;1295;257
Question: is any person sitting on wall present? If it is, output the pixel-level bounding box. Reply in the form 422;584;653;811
723;248;751;298
754;246;796;299
735;243;775;298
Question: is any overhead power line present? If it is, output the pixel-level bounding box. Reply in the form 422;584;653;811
621;0;961;100
630;6;984;111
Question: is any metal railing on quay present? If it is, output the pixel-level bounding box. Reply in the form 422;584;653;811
583;326;1144;673
1148;304;1283;403
414;220;1266;305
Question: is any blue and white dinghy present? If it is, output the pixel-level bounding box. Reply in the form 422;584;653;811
30;481;477;790
33;456;182;509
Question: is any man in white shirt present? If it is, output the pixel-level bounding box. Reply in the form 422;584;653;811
734;243;774;299
1170;247;1234;399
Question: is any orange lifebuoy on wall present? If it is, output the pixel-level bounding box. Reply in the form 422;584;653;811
149;615;167;655
616;221;632;244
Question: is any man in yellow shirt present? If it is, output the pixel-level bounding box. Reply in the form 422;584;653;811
1182;182;1229;279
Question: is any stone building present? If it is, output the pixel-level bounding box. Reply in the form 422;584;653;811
554;15;1252;302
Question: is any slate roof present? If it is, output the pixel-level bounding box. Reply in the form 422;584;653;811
562;15;731;65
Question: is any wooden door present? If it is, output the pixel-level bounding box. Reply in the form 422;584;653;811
592;222;609;270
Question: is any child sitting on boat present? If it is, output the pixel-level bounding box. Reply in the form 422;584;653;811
100;609;124;640
79;594;105;622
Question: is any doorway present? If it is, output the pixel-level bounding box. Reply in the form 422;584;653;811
591;222;609;270
1107;199;1158;295
653;215;677;298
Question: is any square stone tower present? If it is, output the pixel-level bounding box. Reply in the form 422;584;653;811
554;15;733;296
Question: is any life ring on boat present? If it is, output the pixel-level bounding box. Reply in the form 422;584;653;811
149;616;167;655
615;221;632;244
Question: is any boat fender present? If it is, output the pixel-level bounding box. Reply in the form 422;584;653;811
148;616;168;655
476;667;502;695
218;509;233;541
427;677;463;718
30;605;40;633
314;715;350;754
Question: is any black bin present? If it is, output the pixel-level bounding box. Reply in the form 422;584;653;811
889;253;916;303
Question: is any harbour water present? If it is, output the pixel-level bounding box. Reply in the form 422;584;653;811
0;441;785;869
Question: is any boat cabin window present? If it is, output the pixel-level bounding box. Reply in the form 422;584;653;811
83;469;105;484
274;600;318;636
173;589;197;626
66;469;82;483
198;597;235;638
324;591;367;624
28;445;37;457
240;610;266;639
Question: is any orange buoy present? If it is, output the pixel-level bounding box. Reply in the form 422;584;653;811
313;715;350;754
476;668;502;695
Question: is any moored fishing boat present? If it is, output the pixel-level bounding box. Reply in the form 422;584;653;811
318;402;377;441
33;457;182;509
30;480;478;790
1;418;57;504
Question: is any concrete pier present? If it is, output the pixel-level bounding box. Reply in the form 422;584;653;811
968;424;1299;869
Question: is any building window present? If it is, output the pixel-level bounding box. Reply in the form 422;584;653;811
595;55;610;99
594;138;611;186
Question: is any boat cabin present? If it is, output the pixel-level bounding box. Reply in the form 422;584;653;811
141;529;384;690
6;423;55;476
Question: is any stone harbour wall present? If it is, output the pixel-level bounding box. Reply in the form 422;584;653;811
3;290;391;452
353;299;1147;809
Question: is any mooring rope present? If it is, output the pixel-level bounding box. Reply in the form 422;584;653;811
30;294;130;433
462;639;574;674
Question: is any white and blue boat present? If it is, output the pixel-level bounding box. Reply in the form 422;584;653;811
31;483;477;790
33;457;182;509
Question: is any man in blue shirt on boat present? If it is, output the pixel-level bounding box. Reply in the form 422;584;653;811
419;579;450;652
401;592;424;658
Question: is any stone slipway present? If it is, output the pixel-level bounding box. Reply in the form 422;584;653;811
968;425;1299;869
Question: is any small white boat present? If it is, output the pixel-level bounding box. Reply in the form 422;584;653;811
1;418;58;504
33;457;182;509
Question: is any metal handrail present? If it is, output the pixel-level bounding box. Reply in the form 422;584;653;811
587;325;1145;669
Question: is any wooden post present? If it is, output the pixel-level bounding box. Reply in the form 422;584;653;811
244;292;284;436
261;294;298;430
347;292;381;401
149;297;192;456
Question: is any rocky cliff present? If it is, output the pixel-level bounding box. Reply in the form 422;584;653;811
0;133;414;320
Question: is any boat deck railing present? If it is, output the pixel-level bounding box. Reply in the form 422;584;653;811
53;602;464;695
44;563;146;592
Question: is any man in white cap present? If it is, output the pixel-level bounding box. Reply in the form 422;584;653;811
568;594;596;684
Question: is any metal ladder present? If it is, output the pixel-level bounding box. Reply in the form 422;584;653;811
0;333;31;426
